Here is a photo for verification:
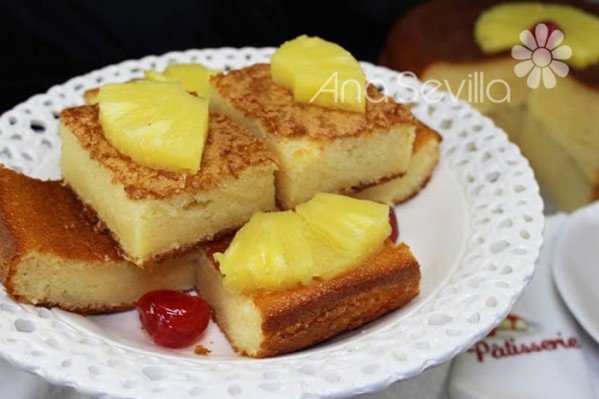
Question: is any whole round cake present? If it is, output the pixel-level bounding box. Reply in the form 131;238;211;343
380;0;599;211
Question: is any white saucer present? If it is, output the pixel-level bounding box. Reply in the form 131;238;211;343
553;201;599;343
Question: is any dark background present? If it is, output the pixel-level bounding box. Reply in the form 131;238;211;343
0;0;420;113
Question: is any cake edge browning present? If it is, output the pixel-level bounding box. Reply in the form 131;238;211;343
0;205;20;299
252;241;421;358
0;164;122;267
201;239;421;358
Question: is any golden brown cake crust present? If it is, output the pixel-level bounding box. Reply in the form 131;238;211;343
211;63;415;140
60;105;278;200
204;239;420;358
84;88;99;105
0;166;121;299
413;120;442;153
339;171;406;195
0;165;121;264
252;241;420;358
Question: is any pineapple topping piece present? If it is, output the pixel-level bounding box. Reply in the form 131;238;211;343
97;81;209;173
475;3;599;69
214;193;391;293
271;35;366;112
144;63;220;98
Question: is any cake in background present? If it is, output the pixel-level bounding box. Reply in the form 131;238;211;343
380;0;599;212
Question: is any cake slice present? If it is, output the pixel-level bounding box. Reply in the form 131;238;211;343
0;165;196;314
210;63;416;209
196;237;420;358
59;105;278;266
350;121;442;204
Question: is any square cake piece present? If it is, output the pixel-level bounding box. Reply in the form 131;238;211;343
211;63;416;209
0;165;196;314
196;237;420;358
351;121;442;204
59;106;278;266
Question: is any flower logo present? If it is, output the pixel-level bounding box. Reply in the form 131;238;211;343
512;23;571;89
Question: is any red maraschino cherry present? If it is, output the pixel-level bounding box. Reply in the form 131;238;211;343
388;206;399;242
136;290;210;348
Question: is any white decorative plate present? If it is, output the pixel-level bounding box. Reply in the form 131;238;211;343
0;48;544;399
553;201;599;344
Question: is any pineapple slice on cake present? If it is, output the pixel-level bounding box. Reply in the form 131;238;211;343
296;193;390;276
97;81;209;173
144;63;219;98
270;35;366;112
214;193;391;293
216;211;316;293
143;69;171;82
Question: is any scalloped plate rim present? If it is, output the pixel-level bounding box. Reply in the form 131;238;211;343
0;47;544;399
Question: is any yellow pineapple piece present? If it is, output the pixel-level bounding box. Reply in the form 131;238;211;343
475;3;599;69
143;69;171;82
97;81;209;173
214;193;390;293
295;193;390;274
215;211;315;293
144;63;219;98
164;64;219;98
271;35;366;112
475;3;545;54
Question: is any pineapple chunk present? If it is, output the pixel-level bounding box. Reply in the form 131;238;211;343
215;211;316;293
97;81;209;173
475;3;599;69
271;35;366;112
214;193;391;293
144;63;219;98
143;69;171;82
475;3;545;53
295;193;390;275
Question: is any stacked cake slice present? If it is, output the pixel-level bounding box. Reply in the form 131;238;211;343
211;63;418;209
60;105;278;266
0;166;196;314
